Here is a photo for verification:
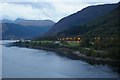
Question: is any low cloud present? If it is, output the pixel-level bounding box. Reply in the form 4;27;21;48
0;0;119;22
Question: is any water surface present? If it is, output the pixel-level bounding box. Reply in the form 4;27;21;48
2;40;119;78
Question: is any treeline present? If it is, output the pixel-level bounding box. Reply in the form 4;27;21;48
79;37;120;60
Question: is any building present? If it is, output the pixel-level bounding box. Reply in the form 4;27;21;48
58;36;81;42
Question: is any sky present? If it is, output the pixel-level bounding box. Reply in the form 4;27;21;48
0;0;119;22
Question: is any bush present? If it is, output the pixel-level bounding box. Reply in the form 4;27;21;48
107;47;120;60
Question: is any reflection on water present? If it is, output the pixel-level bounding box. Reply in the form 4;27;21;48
2;40;120;78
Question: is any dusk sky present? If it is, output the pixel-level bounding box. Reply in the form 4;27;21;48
0;0;119;22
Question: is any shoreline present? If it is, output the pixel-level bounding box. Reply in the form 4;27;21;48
10;42;120;68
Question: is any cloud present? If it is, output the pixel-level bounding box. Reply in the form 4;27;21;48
1;3;45;20
1;0;119;3
0;0;119;22
0;2;90;22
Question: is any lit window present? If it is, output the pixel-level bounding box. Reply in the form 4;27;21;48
98;37;100;39
66;38;69;40
78;38;80;40
111;38;114;39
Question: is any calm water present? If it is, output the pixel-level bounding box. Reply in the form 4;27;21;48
2;40;119;78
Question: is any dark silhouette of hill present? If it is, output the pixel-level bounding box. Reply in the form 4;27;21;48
46;3;118;36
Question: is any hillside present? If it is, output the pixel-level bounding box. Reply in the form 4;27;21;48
57;3;119;38
45;3;118;36
1;19;55;40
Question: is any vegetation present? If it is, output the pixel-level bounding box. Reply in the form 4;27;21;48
52;5;120;61
57;5;119;38
79;38;120;60
11;3;120;67
13;37;120;61
46;3;118;36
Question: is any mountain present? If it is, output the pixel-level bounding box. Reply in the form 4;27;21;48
45;3;118;36
83;3;120;38
0;19;13;23
1;19;55;40
57;2;120;38
1;18;55;27
14;18;55;27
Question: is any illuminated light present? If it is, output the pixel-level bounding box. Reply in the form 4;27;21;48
94;38;97;39
66;38;69;40
98;37;100;39
60;38;61;40
70;38;72;40
78;38;80;40
74;38;76;40
111;38;114;39
62;38;64;40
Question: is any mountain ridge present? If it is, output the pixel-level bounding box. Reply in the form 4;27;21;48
45;3;118;36
56;3;119;38
1;19;55;40
1;18;55;27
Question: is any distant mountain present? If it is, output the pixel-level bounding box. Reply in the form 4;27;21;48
0;19;13;23
1;19;55;40
57;3;120;38
1;18;55;27
46;3;118;36
14;18;55;27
